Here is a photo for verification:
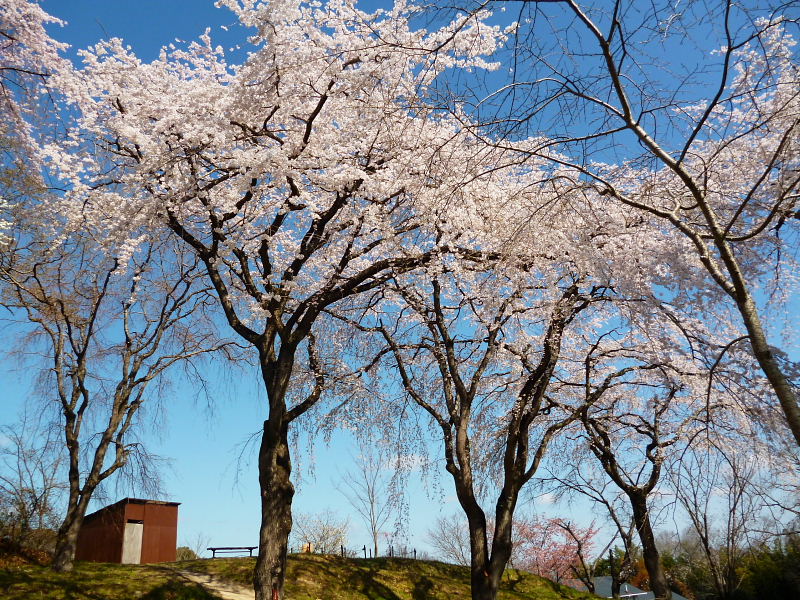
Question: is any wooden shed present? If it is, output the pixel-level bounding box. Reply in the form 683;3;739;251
75;498;180;564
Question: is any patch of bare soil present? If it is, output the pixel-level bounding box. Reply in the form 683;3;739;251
177;569;255;600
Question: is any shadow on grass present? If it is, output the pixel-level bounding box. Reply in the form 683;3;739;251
1;569;76;600
411;574;434;600
0;570;105;600
162;554;597;600
503;570;523;593
288;556;404;600
141;579;225;600
0;565;226;600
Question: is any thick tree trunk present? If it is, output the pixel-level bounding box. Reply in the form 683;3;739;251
466;525;497;600
253;417;294;600
462;499;492;600
52;514;81;572
52;492;92;572
485;499;515;598
459;486;517;600
470;571;498;600
628;493;670;600
466;526;512;600
453;482;505;600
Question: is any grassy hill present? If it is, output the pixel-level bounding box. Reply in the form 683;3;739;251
1;553;598;600
0;560;222;600
184;554;598;600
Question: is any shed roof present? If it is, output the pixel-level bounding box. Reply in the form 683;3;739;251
82;498;181;523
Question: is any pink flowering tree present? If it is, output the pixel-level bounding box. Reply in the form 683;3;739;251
33;2;509;597
512;516;598;584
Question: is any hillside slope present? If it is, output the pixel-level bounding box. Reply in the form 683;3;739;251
0;560;222;599
0;553;598;599
182;554;598;600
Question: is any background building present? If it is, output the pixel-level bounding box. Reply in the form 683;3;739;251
588;577;689;600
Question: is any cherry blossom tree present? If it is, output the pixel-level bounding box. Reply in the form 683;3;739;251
446;0;800;452
668;436;799;600
579;14;800;452
542;448;643;598
339;218;688;600
578;383;678;599
329;127;733;597
511;515;598;584
0;0;69;247
365;271;605;599
33;2;509;596
521;271;774;600
569;324;786;600
13;4;793;600
0;0;67;144
290;509;349;555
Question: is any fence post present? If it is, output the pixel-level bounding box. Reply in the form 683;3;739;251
414;549;417;560
363;545;367;559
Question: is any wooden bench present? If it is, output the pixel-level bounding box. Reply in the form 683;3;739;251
207;546;258;558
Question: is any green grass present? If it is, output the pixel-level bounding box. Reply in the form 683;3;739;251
1;554;599;599
0;561;223;600
180;553;599;600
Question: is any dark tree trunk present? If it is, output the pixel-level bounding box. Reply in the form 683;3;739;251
628;493;671;600
465;514;495;600
486;498;515;596
52;491;92;572
52;513;82;572
253;350;297;600
464;513;515;600
457;482;493;600
471;571;497;600
465;519;498;600
253;417;294;600
448;466;504;600
455;474;518;600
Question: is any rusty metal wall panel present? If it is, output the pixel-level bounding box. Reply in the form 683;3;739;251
75;501;125;563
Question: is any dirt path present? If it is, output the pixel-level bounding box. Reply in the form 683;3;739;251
176;570;255;600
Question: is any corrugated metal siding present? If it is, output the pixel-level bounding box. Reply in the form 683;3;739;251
75;502;125;563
